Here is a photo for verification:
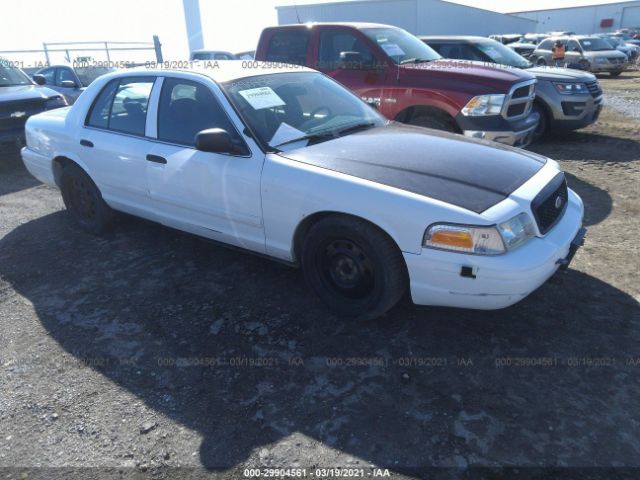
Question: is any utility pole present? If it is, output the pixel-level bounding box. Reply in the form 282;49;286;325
182;0;204;56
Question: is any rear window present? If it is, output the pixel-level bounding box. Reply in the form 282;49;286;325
265;30;310;65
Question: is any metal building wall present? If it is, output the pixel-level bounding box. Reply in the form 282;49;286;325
513;1;640;33
276;0;536;35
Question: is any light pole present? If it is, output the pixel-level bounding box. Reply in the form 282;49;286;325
182;0;204;55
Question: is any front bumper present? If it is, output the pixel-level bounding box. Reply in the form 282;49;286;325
404;189;584;310
459;111;539;148
589;62;628;73
0;127;26;146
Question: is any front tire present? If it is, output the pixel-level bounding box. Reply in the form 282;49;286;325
301;216;407;320
60;163;113;234
532;103;549;141
408;114;457;133
609;71;622;77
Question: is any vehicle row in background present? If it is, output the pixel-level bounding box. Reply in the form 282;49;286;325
32;64;116;104
531;36;629;75
189;50;255;60
421;36;603;139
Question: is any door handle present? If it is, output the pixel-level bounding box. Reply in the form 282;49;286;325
80;139;93;148
146;154;167;164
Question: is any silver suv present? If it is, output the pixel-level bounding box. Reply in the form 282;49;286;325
532;36;629;76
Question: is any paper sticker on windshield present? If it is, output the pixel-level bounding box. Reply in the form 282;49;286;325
583;41;592;46
381;43;405;57
238;87;285;110
484;47;504;58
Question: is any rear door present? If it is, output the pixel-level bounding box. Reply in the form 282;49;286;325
145;76;265;252
81;76;157;217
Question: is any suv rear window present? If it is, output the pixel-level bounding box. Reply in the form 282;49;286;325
265;30;309;65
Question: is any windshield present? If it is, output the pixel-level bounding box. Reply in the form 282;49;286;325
604;37;621;47
477;41;532;68
222;72;386;149
361;27;441;64
579;37;615;51
0;61;32;87
75;67;116;87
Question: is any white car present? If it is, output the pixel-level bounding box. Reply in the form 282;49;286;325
21;63;586;319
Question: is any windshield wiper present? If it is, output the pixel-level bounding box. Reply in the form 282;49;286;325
272;130;337;149
335;122;377;136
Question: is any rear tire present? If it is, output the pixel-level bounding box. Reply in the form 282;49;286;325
536;57;547;66
609;71;622;77
60;163;113;234
301;216;407;320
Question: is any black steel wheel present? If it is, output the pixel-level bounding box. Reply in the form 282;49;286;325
60;163;113;234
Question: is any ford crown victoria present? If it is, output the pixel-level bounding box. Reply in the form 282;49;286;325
21;64;585;319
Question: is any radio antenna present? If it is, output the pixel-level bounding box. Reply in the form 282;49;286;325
295;2;302;23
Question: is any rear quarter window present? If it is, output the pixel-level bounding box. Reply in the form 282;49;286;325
265;30;310;65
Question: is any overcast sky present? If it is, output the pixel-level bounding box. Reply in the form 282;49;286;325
1;0;634;64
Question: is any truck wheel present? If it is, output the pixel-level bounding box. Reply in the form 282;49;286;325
301;215;407;320
532;103;548;141
409;114;456;133
60;163;113;234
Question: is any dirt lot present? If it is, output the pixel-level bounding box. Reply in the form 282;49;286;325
1;71;639;479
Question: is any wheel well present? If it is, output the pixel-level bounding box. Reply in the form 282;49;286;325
52;156;79;188
292;211;406;270
394;105;460;132
533;98;552;128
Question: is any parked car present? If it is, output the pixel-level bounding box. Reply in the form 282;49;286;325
33;64;116;104
190;50;237;61
596;34;640;61
611;32;640;46
421;36;603;139
0;58;67;147
489;34;523;45
20;64;585;319
256;23;540;147
507;34;550;58
532;36;629;76
235;50;255;60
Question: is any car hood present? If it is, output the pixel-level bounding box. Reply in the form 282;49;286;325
277;123;547;213
0;84;59;101
526;66;597;81
402;59;535;91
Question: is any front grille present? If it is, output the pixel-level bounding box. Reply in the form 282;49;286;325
531;173;568;235
503;81;536;119
607;57;624;64
0;98;46;132
585;80;602;98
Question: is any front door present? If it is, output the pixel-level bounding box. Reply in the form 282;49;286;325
146;76;265;252
314;28;387;111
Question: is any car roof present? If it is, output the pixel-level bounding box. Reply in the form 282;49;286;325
271;22;393;29
419;36;493;42
114;60;316;84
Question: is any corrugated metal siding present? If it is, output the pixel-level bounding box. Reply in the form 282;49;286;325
277;0;536;35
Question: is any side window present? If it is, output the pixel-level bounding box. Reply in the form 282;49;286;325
85;77;154;135
539;40;553;50
567;40;579;51
157;77;247;153
56;68;76;86
436;43;483;61
86;79;119;129
39;68;56;85
265;30;310;65
318;30;376;70
108;78;154;136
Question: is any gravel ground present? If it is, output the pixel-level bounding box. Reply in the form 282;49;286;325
1;72;639;479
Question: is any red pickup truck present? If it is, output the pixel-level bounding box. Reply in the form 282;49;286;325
256;23;540;147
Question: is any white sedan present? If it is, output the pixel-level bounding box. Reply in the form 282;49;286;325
21;62;585;319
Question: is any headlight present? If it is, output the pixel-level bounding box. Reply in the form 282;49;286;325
498;212;536;250
594;57;608;64
553;82;587;95
423;224;505;255
423;213;536;255
44;95;67;109
461;94;505;116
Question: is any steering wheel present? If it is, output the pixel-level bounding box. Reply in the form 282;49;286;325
299;106;334;131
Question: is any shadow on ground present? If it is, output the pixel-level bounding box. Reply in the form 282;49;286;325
0;146;40;195
1;212;639;469
530;131;640;163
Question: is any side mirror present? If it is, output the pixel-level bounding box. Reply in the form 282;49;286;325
33;74;46;85
339;51;372;70
60;80;78;88
195;128;235;154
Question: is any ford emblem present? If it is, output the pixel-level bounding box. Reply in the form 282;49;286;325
555;196;563;209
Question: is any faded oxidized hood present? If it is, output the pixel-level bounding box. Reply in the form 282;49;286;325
277;123;547;213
